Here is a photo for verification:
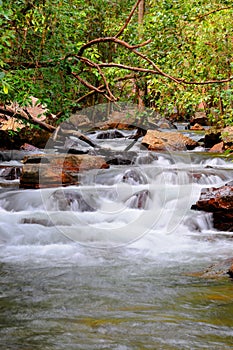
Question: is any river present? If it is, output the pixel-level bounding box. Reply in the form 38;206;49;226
0;129;233;349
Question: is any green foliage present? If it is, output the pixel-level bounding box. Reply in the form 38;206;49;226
0;0;232;124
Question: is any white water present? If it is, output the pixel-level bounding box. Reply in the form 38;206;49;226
0;142;233;349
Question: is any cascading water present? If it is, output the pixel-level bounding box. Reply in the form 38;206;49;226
0;129;233;349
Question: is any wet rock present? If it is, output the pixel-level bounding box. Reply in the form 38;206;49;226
125;190;150;209
121;169;147;185
55;137;93;154
21;217;55;227
90;149;137;166
209;141;224;153
0;150;36;161
192;184;233;231
20;153;109;188
141;130;199;151
0;166;21;180
228;262;233;278
96;130;125;139
190;123;204;131
51;189;96;211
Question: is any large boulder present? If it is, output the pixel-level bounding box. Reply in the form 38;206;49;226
192;184;233;231
141;130;199;151
20;153;109;188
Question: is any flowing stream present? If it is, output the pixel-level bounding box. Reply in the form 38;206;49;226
0;131;233;349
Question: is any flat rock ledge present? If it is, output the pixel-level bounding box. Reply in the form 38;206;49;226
20;153;109;189
141;130;199;151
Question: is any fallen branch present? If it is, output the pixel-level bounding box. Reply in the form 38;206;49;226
0;107;55;132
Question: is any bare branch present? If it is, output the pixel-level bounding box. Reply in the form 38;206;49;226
177;76;233;85
77;56;117;101
75;74;136;104
77;37;151;56
98;62;159;74
0;107;55;132
196;6;233;20
71;72;115;102
115;0;143;38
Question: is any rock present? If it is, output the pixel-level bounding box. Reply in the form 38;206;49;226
221;126;233;151
125;190;150;209
192;184;233;231
20;154;109;188
68;113;93;129
20;143;40;151
156;118;177;130
94;109;157;131
195;258;233;278
51;189;96;211
90;149;137;166
0;166;21;180
190;112;208;126
96;130;125;139
190;123;204;131
121;169;147;185
0;128;51;149
204;128;221;148
228;262;233;278
209;141;224;153
141;130;199;151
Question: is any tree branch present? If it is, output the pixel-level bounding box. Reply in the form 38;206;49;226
196;6;233;20
77;37;151;56
0;107;56;132
115;0;143;38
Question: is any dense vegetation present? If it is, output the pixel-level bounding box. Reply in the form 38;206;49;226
0;0;233;124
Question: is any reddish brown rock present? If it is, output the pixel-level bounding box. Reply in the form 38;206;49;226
209;141;224;153
141;130;198;151
192;184;233;231
20;153;109;188
190;123;204;131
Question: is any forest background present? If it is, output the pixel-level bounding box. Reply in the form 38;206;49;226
0;0;233;127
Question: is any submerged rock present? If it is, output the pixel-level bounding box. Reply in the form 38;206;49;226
125;190;150;209
194;258;233;278
141;130;198;151
51;189;96;211
121;169;147;185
